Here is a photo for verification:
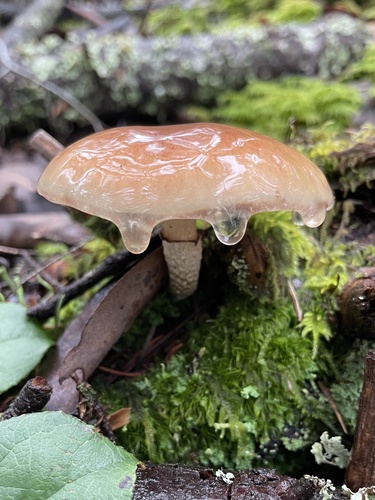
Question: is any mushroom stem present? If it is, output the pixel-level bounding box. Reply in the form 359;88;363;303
161;219;202;299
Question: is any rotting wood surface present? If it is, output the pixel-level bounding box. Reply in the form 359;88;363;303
345;349;375;490
133;464;317;500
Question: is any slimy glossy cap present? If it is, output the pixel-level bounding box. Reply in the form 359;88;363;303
37;123;334;253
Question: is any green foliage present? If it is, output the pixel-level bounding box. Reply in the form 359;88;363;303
309;339;373;436
144;0;321;36
37;238;116;280
0;411;139;499
35;238;117;329
0;266;26;305
341;43;375;82
146;5;210;36
299;309;332;358
249;211;315;278
95;205;375;471
145;0;277;36
306;123;375;195
114;297;320;469
264;0;321;23
0;303;54;394
213;76;361;140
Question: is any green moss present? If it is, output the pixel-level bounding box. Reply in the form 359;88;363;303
146;6;211;36
213;76;361;140
95;211;365;470
144;0;321;37
93;198;375;472
112;297;320;469
306;124;375;196
264;0;321;24
341;43;375;83
308;339;374;436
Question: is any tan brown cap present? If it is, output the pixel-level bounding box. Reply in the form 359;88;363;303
37;123;334;254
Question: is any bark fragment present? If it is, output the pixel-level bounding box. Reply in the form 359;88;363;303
345;349;375;491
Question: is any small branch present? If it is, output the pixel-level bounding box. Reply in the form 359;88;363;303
0;377;52;420
27;247;136;320
317;380;348;434
29;129;64;160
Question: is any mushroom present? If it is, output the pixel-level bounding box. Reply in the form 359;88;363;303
37;123;334;298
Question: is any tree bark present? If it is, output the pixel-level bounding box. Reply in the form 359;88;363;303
345;349;375;491
0;13;369;131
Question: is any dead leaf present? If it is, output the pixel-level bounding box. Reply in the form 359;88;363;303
0;212;89;247
40;247;167;412
107;408;131;431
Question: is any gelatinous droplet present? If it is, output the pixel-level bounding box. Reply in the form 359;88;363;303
117;218;154;254
300;207;328;228
211;215;248;246
292;211;305;227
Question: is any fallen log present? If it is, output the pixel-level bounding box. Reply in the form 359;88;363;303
0;13;369;130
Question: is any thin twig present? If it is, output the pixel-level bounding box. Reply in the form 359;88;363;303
317;380;348;434
98;366;146;378
27;247;136;320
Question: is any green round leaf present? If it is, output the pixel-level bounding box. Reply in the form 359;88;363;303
0;303;54;394
0;411;139;499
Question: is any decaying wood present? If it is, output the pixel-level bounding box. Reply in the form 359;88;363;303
338;267;375;339
345;349;375;491
133;464;317;500
39;247;167;413
29;129;64;160
0;377;52;421
1;13;369;130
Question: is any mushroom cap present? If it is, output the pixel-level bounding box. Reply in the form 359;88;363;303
37;123;334;254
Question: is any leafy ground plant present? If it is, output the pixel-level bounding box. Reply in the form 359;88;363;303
0;411;139;499
0;303;54;394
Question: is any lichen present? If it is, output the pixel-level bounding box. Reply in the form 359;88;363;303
311;431;350;469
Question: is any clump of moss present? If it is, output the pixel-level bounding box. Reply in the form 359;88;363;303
264;0;321;24
115;296;322;469
341;43;375;83
145;5;211;36
96;212;363;471
306;339;375;440
213;76;361;140
144;0;320;37
306;123;375;196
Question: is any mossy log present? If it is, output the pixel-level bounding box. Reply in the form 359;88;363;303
0;13;369;131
